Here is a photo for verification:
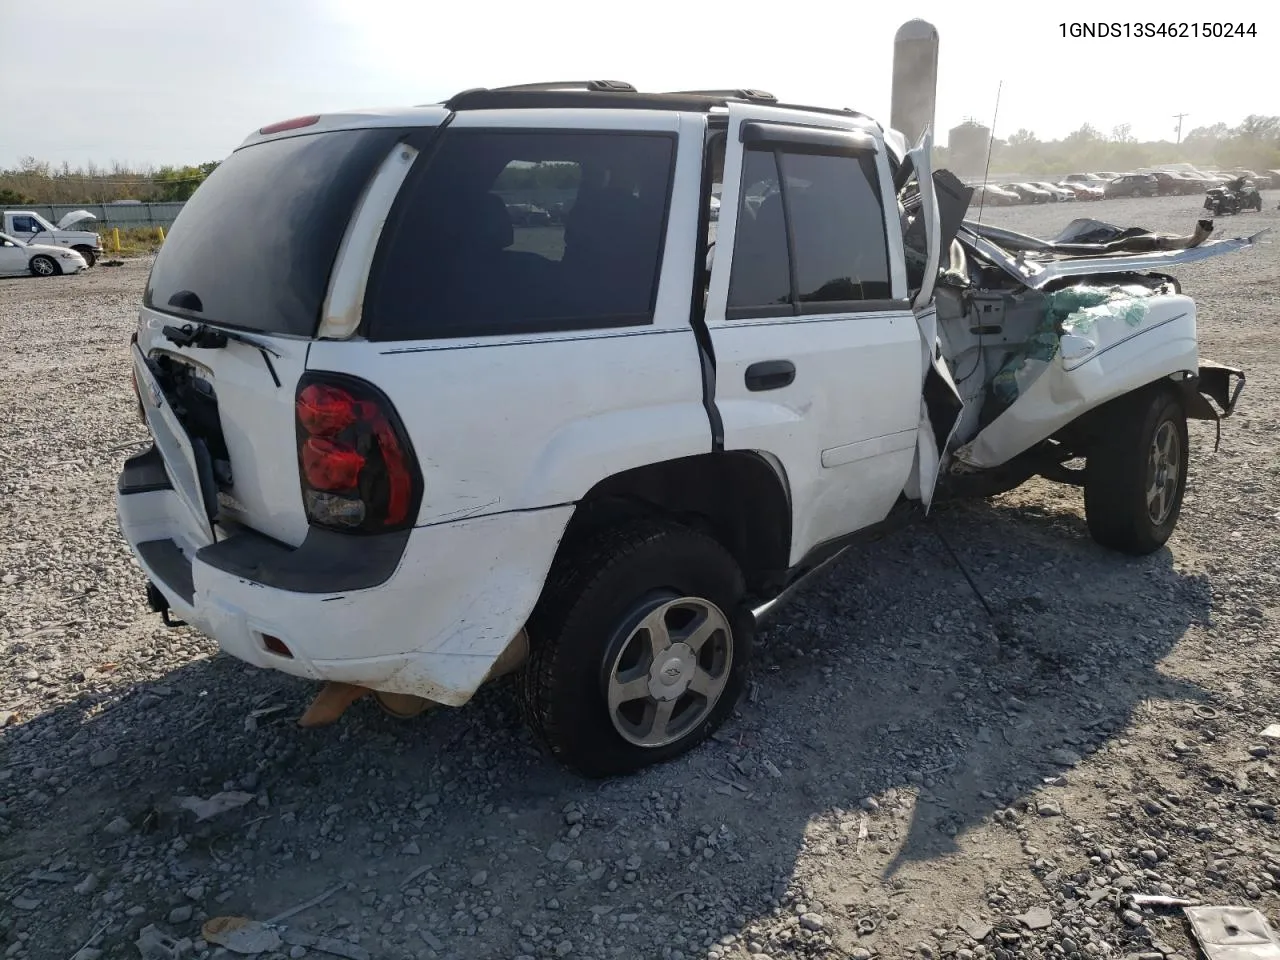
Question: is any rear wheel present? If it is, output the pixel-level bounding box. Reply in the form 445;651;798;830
73;245;96;267
1131;187;1142;198
520;519;753;777
29;255;58;277
1084;387;1188;555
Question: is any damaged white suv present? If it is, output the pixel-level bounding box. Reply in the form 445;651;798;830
119;82;1254;777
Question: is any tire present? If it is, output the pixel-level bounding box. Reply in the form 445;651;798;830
519;519;754;778
29;255;58;277
73;245;96;267
1131;188;1142;198
1083;386;1189;555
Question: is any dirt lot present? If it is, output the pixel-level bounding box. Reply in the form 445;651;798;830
2;195;1279;960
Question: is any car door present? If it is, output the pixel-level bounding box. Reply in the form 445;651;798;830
0;236;27;275
704;103;922;565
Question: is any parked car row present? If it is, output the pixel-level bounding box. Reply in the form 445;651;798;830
971;166;1278;208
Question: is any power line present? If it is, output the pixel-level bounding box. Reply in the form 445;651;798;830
1173;112;1189;145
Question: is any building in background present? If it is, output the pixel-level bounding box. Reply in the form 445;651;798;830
948;119;993;177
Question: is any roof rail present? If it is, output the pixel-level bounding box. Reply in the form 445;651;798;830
668;88;777;102
489;80;637;93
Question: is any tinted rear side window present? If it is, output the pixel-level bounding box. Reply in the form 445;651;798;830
144;128;404;337
363;130;676;341
727;144;891;318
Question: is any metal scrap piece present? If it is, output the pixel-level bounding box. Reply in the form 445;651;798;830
1184;905;1280;960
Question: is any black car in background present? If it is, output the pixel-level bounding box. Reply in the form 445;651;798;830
1105;174;1159;198
1151;171;1195;196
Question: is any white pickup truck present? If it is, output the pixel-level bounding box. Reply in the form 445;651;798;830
1;209;102;266
116;80;1255;777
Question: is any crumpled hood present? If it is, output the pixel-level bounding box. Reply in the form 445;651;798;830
958;218;1269;290
56;209;97;230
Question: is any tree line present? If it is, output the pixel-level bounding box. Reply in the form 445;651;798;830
942;115;1280;177
0;159;220;206
0;156;584;207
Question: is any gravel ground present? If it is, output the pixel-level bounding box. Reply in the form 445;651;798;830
2;195;1279;960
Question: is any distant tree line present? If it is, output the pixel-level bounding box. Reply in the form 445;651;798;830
493;161;581;192
1;156;584;205
0;158;220;205
940;115;1280;177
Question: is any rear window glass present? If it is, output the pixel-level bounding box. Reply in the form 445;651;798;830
144;128;404;337
363;130;676;341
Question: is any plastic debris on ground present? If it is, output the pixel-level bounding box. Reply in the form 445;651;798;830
201;917;282;955
176;791;254;820
1184;905;1280;960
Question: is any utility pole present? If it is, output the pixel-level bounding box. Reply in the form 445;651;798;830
1173;112;1189;145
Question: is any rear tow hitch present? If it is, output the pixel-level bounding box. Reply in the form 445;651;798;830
145;581;187;628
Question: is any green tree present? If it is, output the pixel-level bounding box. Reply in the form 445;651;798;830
152;162;218;202
0;187;31;204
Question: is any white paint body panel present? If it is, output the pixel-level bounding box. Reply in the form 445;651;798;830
707;103;922;564
955;295;1199;469
118;481;572;705
135;307;314;547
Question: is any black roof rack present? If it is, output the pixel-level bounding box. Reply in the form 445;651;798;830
439;81;878;127
483;80;638;93
667;88;777;103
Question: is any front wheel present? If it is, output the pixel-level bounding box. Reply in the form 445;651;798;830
1084;387;1189;555
29;255;58;277
73;245;96;267
520;520;753;777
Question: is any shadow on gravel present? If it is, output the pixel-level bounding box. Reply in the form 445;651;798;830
4;495;1215;959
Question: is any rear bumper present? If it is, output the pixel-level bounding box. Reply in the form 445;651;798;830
117;446;572;706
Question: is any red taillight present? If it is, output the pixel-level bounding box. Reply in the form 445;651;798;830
297;384;358;437
259;114;321;135
294;374;421;533
302;437;364;490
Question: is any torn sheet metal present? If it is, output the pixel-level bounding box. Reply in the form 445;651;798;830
1184;905;1280;960
988;284;1157;408
953;293;1196;469
971;217;1213;255
957;221;1268;291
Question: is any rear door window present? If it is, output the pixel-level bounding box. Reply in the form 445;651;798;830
363;130;676;341
144;127;406;337
727;142;892;319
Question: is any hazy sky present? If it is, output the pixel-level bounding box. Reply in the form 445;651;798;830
1;0;1275;167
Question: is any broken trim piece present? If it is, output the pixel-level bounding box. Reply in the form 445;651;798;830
1178;361;1246;452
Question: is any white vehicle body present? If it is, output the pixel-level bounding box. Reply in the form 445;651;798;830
115;82;1255;775
1;209;102;266
0;231;88;276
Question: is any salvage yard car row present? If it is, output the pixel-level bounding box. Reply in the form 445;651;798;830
973;167;1279;207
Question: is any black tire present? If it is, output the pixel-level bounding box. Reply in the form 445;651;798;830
1083;386;1189;555
29;255;58;277
1131;188;1142;198
520;519;753;778
73;245;96;267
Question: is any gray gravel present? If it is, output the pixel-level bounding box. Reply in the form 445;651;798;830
2;193;1279;960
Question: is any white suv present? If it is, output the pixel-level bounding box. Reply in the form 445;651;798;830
118;81;1253;777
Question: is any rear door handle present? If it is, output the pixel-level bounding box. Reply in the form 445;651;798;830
745;360;795;392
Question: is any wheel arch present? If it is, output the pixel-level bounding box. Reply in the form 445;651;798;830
555;451;793;597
